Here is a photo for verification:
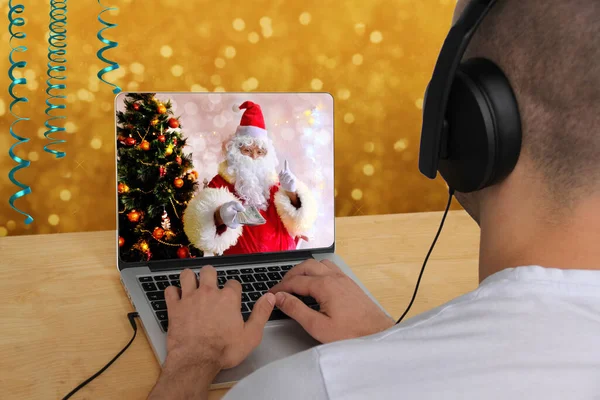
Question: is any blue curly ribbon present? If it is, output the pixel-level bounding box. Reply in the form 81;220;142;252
7;0;33;225
43;0;68;159
97;0;121;94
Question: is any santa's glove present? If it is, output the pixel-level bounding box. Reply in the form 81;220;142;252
219;201;245;229
278;160;297;193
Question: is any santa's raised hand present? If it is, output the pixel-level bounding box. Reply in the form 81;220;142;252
278;160;297;193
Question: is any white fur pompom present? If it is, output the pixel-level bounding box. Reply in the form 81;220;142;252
232;103;241;112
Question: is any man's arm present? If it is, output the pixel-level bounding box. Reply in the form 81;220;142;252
148;355;220;400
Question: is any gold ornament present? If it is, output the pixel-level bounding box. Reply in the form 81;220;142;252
165;145;174;156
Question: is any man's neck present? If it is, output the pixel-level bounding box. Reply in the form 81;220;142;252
478;182;600;283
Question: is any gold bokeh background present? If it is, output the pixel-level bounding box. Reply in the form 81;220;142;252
0;0;459;237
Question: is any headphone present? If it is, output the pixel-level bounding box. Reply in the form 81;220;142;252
419;0;522;193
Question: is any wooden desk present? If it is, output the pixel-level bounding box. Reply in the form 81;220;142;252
0;211;480;399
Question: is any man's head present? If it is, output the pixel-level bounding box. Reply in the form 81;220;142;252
451;0;600;223
225;134;279;210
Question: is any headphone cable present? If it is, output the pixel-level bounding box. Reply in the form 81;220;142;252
396;187;455;324
61;312;140;400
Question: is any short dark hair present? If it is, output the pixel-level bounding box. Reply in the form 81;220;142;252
455;1;600;198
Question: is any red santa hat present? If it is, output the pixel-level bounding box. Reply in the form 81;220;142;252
232;101;268;139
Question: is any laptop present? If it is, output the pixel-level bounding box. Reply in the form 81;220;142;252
114;92;387;388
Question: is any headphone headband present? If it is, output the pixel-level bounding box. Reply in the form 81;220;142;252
419;0;497;179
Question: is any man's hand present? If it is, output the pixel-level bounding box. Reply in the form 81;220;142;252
269;259;394;343
148;267;275;400
278;160;297;193
217;201;245;229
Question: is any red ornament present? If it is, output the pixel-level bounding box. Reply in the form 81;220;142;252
157;135;166;143
159;166;166;177
177;246;190;259
168;118;179;129
132;103;140;111
125;137;137;146
175;156;182;165
140;140;151;151
118;183;129;193
173;178;184;188
127;210;141;223
119;237;125;247
153;227;165;240
173;138;178;145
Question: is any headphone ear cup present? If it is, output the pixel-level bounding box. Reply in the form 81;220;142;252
438;58;522;193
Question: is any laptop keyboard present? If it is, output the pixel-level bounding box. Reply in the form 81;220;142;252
137;264;320;332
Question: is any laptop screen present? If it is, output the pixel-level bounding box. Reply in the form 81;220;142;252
115;92;335;263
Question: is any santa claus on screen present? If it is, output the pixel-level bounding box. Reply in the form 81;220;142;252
183;101;318;256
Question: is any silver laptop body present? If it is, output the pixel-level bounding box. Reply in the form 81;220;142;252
114;92;387;388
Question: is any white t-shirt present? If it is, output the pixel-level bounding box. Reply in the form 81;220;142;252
224;266;600;400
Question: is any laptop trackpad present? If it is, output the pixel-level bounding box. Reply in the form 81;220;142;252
213;320;319;386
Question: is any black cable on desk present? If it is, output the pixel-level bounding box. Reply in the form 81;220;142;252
396;188;455;324
62;312;139;400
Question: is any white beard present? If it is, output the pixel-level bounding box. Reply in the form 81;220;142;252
226;143;278;210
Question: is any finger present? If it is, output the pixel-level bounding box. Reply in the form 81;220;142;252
284;160;289;171
223;278;242;301
164;285;181;308
320;259;343;274
244;293;276;349
198;265;217;288
180;269;198;296
282;259;331;281
233;202;245;212
275;292;328;336
269;275;320;298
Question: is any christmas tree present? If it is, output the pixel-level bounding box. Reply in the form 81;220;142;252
116;93;202;262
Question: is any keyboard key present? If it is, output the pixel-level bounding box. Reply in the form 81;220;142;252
154;275;169;281
241;293;249;303
310;304;320;311
226;269;240;275
267;272;281;281
160;320;169;332
170;280;181;288
266;281;278;289
168;274;180;280
255;267;267;273
281;265;293;270
267;266;281;271
218;276;227;285
241;303;250;312
228;276;242;283
146;291;165;301
241;274;255;283
280;270;288;278
248;301;256;310
269;309;288;321
248;292;261;301
151;301;167;311
242;283;253;292
142;282;157;291
240;268;253;274
242;312;251;321
296;295;318;306
156;311;168;321
255;273;268;282
138;276;153;283
156;281;170;290
217;270;226;276
253;282;268;292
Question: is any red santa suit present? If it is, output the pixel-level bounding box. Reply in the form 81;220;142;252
183;101;318;255
184;163;317;255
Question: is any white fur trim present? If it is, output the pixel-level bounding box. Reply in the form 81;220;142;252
274;181;318;238
183;187;243;255
236;125;268;139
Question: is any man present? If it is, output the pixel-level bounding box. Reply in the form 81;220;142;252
183;101;317;255
149;1;600;399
